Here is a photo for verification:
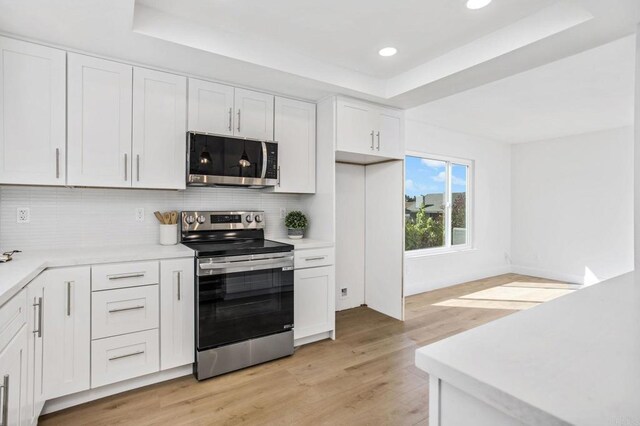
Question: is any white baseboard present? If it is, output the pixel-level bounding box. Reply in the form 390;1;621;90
294;331;333;347
404;265;512;296
42;364;193;415
510;265;584;284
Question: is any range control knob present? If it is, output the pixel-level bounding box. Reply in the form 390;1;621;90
254;214;263;223
185;215;196;224
196;215;206;224
245;215;254;223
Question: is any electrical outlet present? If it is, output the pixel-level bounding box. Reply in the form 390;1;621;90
341;288;348;298
17;208;30;224
135;208;145;222
280;208;287;219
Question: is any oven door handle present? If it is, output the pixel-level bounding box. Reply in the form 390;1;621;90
199;257;293;276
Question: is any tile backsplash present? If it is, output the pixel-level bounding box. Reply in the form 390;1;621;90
0;186;307;251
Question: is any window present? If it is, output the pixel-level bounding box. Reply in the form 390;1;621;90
405;154;472;253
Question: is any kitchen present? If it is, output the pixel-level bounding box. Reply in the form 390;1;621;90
1;0;639;424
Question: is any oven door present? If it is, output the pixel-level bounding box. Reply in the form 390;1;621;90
196;253;294;350
187;132;278;187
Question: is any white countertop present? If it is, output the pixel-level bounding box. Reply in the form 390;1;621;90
415;272;640;425
0;244;194;307
269;238;334;250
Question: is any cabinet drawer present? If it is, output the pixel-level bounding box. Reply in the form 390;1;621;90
92;261;159;291
91;329;159;388
92;285;159;339
294;248;334;269
0;289;27;353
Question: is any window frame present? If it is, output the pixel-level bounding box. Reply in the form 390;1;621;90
404;151;474;257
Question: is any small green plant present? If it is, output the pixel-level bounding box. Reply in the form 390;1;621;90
284;211;308;229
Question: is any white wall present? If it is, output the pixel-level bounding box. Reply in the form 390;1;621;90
0;186;307;251
403;118;512;295
512;126;634;284
635;28;640;272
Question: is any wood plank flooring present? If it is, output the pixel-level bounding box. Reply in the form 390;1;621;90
40;273;567;426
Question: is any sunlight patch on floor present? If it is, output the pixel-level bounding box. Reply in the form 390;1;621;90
433;281;577;311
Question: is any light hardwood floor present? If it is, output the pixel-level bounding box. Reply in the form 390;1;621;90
40;273;570;425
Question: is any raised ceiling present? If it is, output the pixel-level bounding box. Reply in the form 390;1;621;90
406;35;637;143
0;0;638;107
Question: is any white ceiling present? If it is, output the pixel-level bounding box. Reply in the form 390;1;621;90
0;0;638;108
136;0;558;79
406;35;637;144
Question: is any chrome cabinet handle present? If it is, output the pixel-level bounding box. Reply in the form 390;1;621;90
376;131;380;151
124;153;128;181
107;272;145;280
33;297;43;338
237;109;241;132
277;166;281;187
108;305;145;314
177;271;181;301
66;281;71;316
370;131;375;150
228;107;232;131
108;350;145;361
136;155;140;182
305;256;326;262
55;148;60;179
0;375;8;426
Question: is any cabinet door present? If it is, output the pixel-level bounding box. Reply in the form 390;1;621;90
68;53;133;187
160;259;195;370
0;326;28;426
234;88;274;141
188;78;234;136
0;36;66;186
376;108;404;159
132;67;187;190
294;266;335;340
274;97;316;193
26;277;45;424
41;267;91;400
336;99;376;156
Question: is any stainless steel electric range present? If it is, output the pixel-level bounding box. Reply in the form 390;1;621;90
180;211;295;380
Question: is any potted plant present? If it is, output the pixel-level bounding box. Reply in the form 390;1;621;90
284;211;308;239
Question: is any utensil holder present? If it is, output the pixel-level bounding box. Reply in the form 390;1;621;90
159;224;178;246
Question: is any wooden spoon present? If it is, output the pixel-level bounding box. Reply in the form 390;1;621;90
154;211;165;224
163;212;171;225
170;211;178;225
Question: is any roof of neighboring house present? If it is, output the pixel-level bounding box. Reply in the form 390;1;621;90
405;193;465;215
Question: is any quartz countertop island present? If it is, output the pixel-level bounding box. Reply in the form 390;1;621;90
415;272;640;426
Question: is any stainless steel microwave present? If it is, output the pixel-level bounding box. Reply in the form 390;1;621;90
187;132;278;188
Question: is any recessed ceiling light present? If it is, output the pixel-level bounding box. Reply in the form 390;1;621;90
378;47;397;57
466;0;492;10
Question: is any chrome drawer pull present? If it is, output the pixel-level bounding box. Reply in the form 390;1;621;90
0;375;8;426
107;272;145;280
177;272;181;301
33;297;43;338
66;281;71;316
108;305;145;314
108;350;145;361
304;256;326;261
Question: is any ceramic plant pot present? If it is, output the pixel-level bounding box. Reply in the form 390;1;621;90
287;228;304;240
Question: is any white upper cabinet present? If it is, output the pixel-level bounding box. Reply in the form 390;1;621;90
274;97;316;194
160;259;195;370
0;36;66;186
336;97;404;162
132;67;187;190
188;78;234;136
234;88;274;141
68;53;132;187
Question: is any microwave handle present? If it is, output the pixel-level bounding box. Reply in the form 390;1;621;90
261;142;268;179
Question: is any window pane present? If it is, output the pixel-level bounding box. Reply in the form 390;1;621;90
451;164;468;246
405;156;446;251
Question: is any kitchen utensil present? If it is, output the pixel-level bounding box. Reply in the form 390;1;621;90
163;212;171;225
154;211;165;224
170;211;178;225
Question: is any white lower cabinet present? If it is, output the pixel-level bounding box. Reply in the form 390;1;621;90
294;264;335;344
0;290;28;426
91;285;159;339
160;259;195;370
26;277;45;424
41;267;91;400
91;329;160;388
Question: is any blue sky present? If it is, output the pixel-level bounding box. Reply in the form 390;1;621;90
405;156;467;197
